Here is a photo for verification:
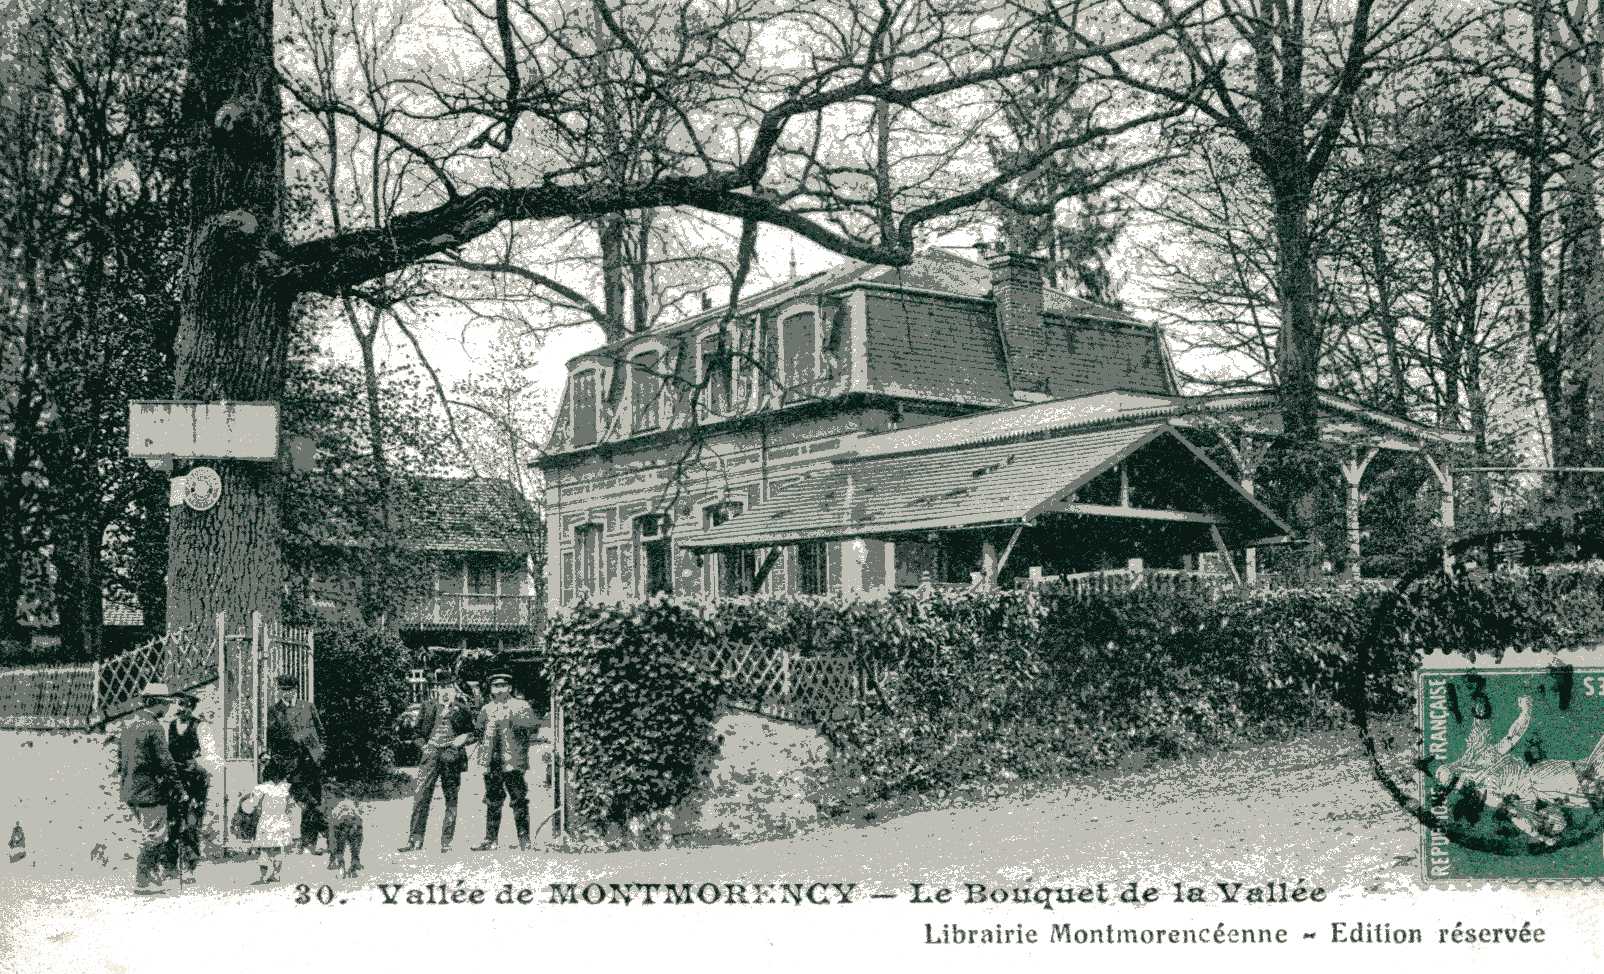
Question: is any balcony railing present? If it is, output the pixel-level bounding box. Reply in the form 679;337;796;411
400;593;540;630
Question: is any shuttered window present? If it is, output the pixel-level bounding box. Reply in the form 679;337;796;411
632;351;660;432
572;370;598;446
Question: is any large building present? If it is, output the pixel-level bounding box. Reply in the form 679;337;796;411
533;248;1330;611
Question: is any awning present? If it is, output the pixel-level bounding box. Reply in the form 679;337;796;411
680;422;1290;551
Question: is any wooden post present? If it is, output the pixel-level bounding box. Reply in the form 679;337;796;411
1234;435;1272;587
1340;446;1380;580
306;627;316;704
981;541;998;587
1422;452;1456;574
1209;525;1242;585
994;526;1024;581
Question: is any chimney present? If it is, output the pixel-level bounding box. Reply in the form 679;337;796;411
985;252;1050;400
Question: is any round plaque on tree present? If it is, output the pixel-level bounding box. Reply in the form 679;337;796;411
183;465;223;512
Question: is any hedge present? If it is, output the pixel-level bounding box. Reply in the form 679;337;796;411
544;563;1604;820
312;623;416;783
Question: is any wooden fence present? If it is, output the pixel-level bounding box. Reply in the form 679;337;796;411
699;642;864;725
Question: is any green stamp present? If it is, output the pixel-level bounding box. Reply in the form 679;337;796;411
1419;649;1604;882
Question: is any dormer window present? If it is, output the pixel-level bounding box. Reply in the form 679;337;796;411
631;350;661;432
572;369;598;447
698;332;731;415
781;310;817;387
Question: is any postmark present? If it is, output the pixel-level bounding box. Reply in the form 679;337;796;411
1417;647;1604;882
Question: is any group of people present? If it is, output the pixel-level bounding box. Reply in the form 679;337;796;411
116;683;213;893
400;669;540;854
116;667;539;893
116;673;326;894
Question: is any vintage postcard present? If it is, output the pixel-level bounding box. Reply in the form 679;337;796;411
6;0;1604;968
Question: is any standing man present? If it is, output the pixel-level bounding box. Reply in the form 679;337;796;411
265;673;326;854
163;690;209;884
119;683;178;894
470;673;539;851
398;669;477;854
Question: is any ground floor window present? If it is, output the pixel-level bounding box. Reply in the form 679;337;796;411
704;502;756;596
573;523;602;600
635;513;674;596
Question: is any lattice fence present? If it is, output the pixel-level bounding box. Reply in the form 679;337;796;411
700;642;863;724
0;664;98;729
96;626;214;721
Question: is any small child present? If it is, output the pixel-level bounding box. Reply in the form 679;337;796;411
248;756;297;884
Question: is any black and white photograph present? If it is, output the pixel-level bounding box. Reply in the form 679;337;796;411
3;0;1604;968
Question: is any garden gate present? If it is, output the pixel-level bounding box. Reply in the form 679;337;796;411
220;610;316;764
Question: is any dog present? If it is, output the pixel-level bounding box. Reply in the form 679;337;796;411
326;799;363;878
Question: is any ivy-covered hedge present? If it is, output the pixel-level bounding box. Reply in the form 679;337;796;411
544;564;1604;817
544;599;726;835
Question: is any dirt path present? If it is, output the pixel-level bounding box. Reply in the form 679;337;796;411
15;729;1604;971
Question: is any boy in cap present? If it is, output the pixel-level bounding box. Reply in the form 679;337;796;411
399;669;477;853
471;673;539;851
265;673;327;853
118;683;178;893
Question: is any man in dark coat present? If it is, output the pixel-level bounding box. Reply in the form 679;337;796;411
265;673;327;852
470;673;539;851
163;690;209;883
119;683;178;894
398;670;477;853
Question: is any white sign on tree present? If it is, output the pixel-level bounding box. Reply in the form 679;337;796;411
127;400;279;461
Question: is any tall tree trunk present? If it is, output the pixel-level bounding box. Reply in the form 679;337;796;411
630;211;652;333
1271;181;1325;537
167;0;290;632
1523;35;1562;466
1362;188;1408;412
52;518;104;661
599;215;627;338
356;326;395;627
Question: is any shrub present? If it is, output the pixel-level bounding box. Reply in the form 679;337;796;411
312;623;415;784
544;599;725;835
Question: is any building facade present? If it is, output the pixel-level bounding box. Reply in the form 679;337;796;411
536;249;1304;612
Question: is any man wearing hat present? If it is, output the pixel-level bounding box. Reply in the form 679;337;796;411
118;683;178;893
265;673;327;853
470;674;539;851
163;690;209;884
399;669;477;853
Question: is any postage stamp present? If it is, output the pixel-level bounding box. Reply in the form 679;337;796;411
1419;647;1604;882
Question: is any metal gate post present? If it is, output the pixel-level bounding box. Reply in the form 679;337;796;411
250;610;263;778
216;611;228;856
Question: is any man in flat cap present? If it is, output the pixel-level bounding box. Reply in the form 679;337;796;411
471;673;539;851
118;683;178;894
163;690;209;884
399;669;477;853
265;673;327;853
